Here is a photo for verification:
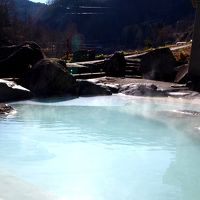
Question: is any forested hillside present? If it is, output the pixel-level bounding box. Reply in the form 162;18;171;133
38;0;195;51
0;0;195;54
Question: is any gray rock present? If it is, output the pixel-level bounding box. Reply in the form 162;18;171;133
0;103;15;115
29;58;78;97
119;83;167;97
78;80;112;96
105;83;120;93
104;52;126;77
0;79;33;102
140;48;177;82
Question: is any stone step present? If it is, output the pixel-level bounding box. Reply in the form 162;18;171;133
126;58;141;63
73;72;106;79
126;63;141;67
125;70;140;74
125;75;142;78
125;66;140;70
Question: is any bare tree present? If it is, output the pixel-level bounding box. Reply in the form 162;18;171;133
0;0;13;44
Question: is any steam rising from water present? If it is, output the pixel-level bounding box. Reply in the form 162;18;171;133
1;95;200;200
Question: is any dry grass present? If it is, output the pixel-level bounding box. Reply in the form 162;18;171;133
172;45;191;62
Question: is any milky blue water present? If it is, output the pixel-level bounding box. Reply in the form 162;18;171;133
0;95;200;200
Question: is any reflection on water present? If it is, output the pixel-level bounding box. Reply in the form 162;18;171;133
0;96;200;200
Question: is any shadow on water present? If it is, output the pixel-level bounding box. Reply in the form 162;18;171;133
31;95;78;103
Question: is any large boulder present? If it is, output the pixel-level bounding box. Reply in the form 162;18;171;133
140;48;177;82
0;41;45;78
0;79;33;102
104;52;126;77
78;80;112;96
29;58;78;97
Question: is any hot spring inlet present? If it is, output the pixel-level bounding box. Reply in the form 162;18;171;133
0;95;200;200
